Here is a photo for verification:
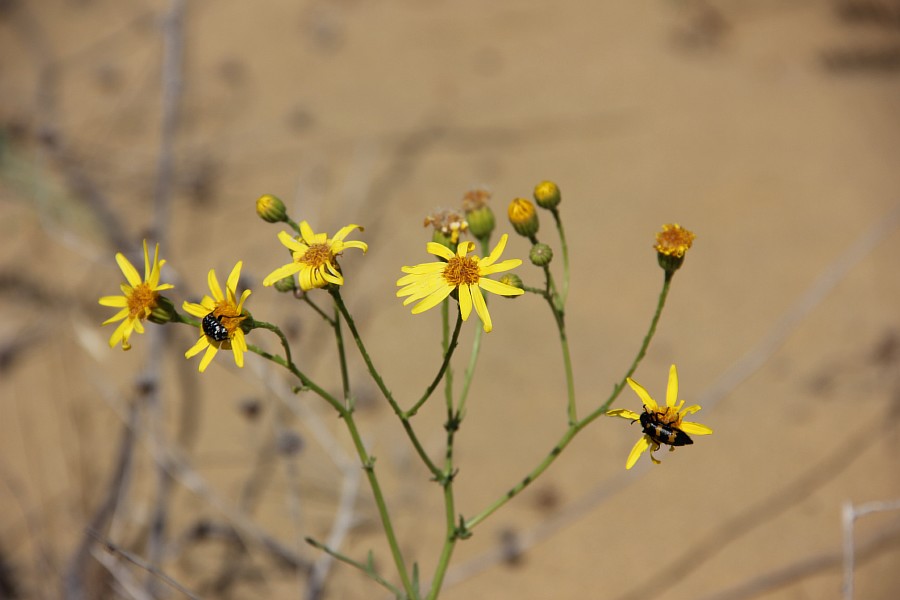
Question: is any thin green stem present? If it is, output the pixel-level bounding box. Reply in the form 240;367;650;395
341;412;415;598
550;207;570;304
465;270;674;531
333;306;351;406
555;312;577;425
301;293;335;326
331;289;442;478
405;311;463;418
304;537;402;598
250;319;293;368
442;301;454;408
456;325;482;417
596;270;673;414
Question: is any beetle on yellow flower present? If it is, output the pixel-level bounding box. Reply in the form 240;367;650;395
607;364;712;469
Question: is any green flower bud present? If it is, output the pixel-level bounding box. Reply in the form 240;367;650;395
273;275;297;293
256;194;287;223
529;243;553;267
148;295;177;325
498;273;524;296
431;228;455;252
508;198;539;238
466;205;495;240
533;180;561;209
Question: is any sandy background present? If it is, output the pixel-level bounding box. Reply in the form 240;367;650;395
2;0;900;598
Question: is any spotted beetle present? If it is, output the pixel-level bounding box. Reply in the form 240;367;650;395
637;406;693;447
202;313;230;342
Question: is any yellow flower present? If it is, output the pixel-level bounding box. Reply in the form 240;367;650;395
396;233;524;332
655;223;695;258
183;262;251;372
99;240;174;350
607;365;712;469
262;222;367;291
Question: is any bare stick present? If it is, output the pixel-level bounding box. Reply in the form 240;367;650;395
144;1;186;596
842;499;900;600
89;530;201;600
698;517;900;600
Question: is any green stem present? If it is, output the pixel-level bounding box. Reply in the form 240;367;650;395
597;270;673;414
456;325;483;417
250;315;416;597
330;289;442;478
465;270;674;530
550;207;570;305
405;310;463;418
304;537;402;598
333;306;351;406
554;310;577;425
342;412;415;598
301;294;335;326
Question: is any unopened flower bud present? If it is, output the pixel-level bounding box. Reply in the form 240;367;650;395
498;273;524;296
508;198;539;238
256;194;287;223
148;295;177;325
273;275;296;293
466;205;495;240
529;243;553;267
533;181;561;209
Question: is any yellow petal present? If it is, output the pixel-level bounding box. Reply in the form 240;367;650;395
116;253;142;287
263;262;302;287
207;269;223;301
426;242;456;261
470;284;492;332
99;295;128;308
666;364;679;407
198;344;218;372
102;307;130;325
626;436;651;470
607;408;640;420
478;277;524;297
480;233;508;268
411;285;454;314
185;335;209;358
182;302;209;319
277;230;305;253
458;284;473;321
226;261;243;299
236;288;252;312
680;421;713;436
332;224;363;243
480;258;522;276
626;377;658;410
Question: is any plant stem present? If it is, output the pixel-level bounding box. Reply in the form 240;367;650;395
304;537;402;598
331;289;442;478
405;311;463;418
464;270;674;531
550;206;570;304
333;306;351;406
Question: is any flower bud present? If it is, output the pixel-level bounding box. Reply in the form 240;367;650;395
498;273;524;296
654;223;696;273
256;194;287;223
529;243;553;267
466;205;495;240
533;181;561;209
508;198;539;238
273;275;297;293
148;295;177;325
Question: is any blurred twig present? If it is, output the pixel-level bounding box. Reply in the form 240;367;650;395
842;499;900;600
89;530;201;600
698;517;900;600
144;1;185;597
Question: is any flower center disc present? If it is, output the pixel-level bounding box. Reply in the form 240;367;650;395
127;283;158;318
443;256;481;286
301;243;333;268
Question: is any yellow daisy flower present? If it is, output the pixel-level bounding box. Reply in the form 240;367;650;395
99;240;173;351
262;221;367;292
607;365;712;469
654;223;695;258
183;261;251;372
396;233;524;333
